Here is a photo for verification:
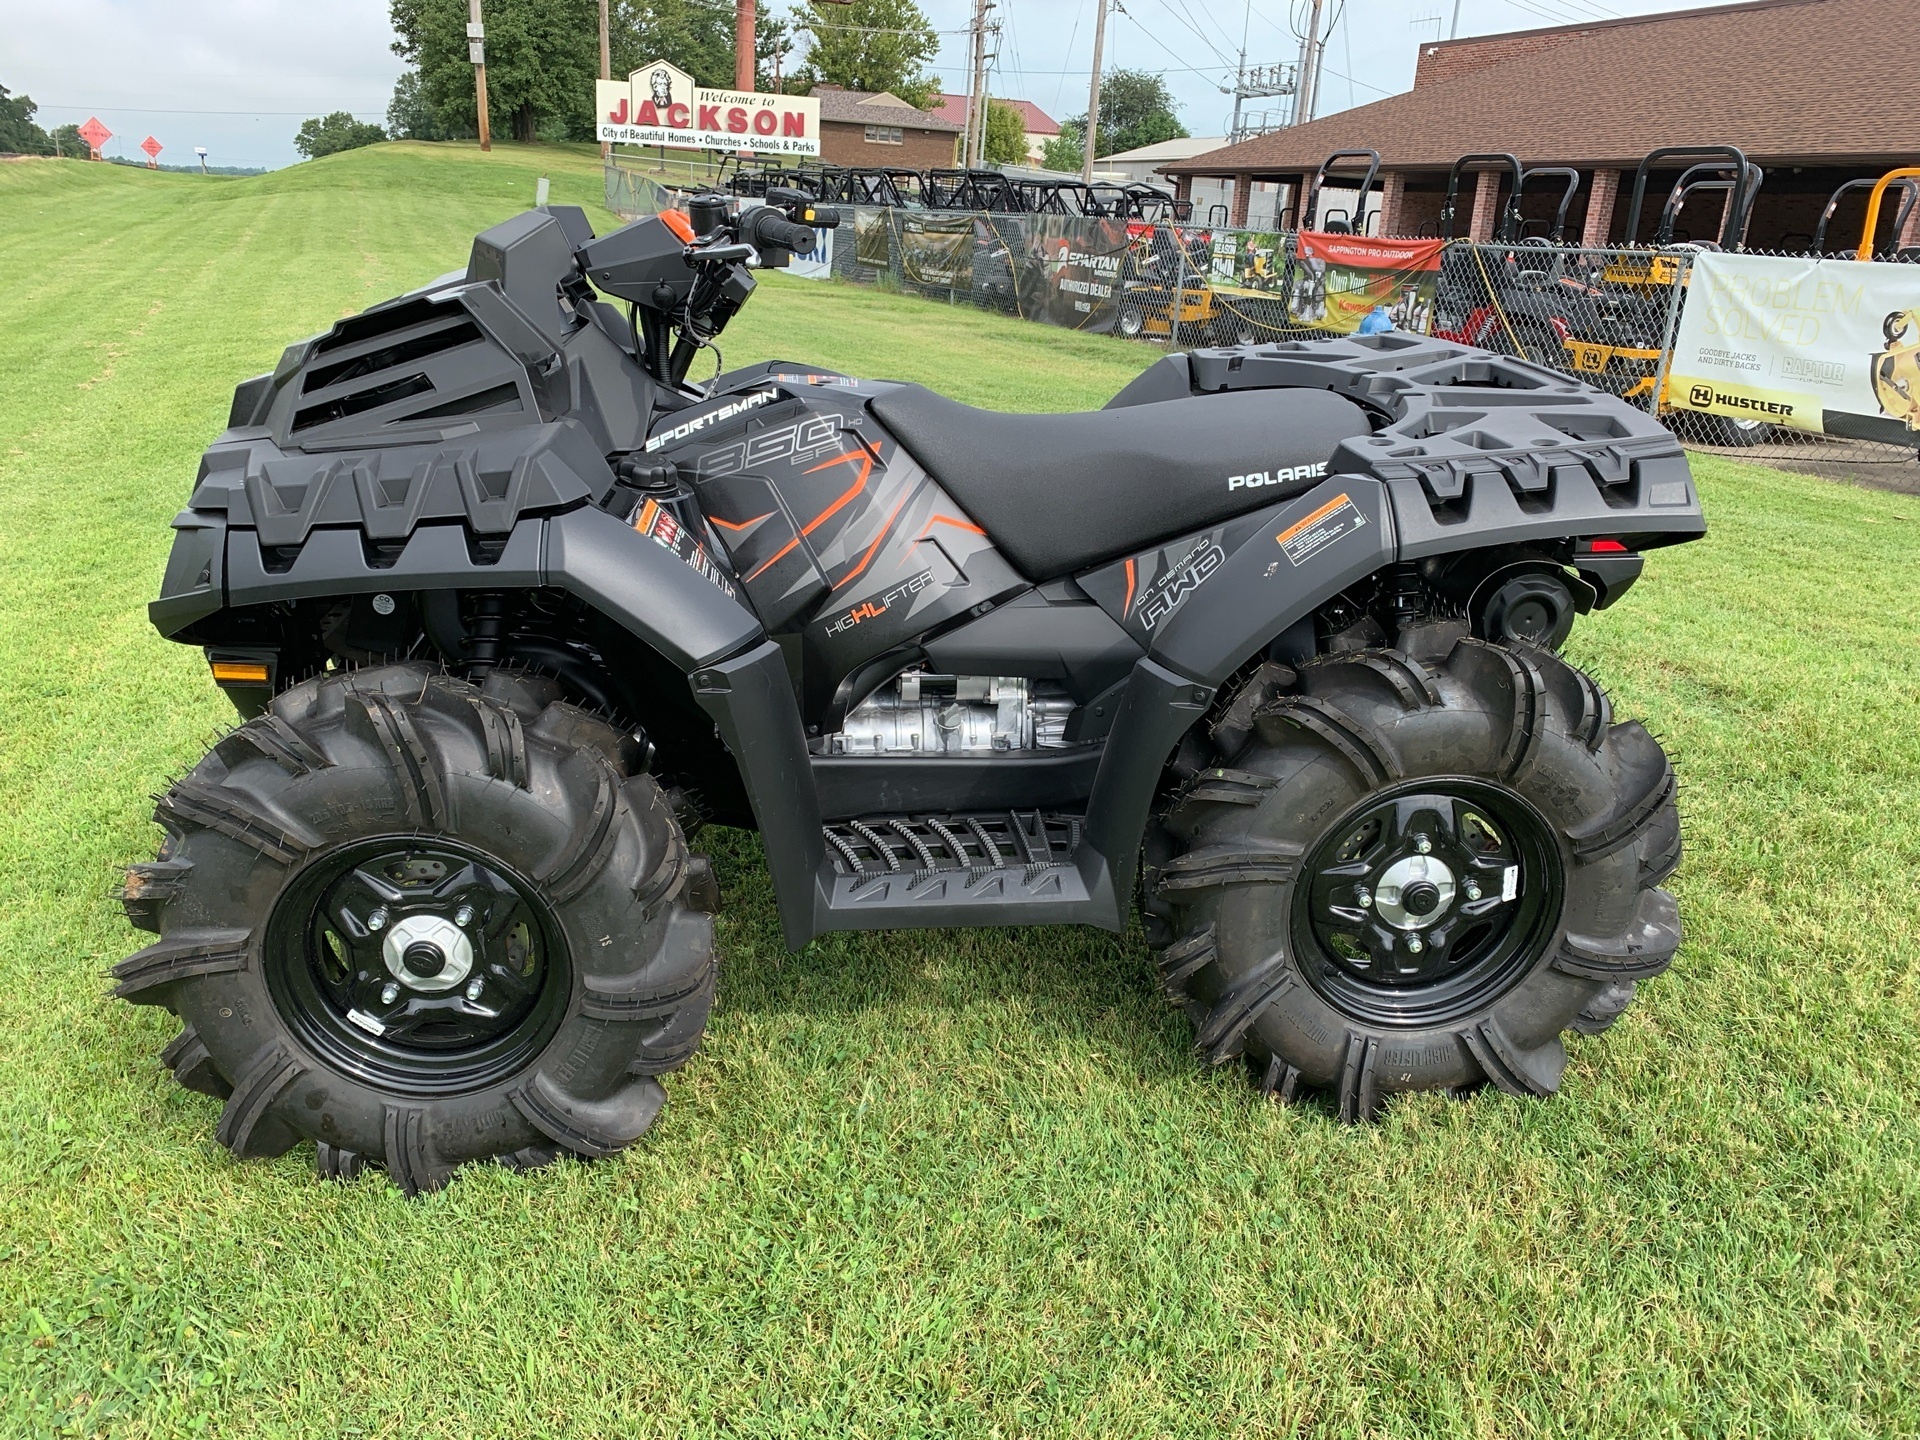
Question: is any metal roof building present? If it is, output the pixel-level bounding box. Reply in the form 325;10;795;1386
1159;0;1920;250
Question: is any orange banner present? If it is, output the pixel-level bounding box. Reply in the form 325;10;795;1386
1290;231;1446;335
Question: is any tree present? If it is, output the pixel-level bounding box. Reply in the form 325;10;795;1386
1040;133;1082;173
755;11;796;92
387;68;469;139
791;0;940;109
294;112;388;160
1064;67;1187;160
0;84;52;155
392;0;602;144
983;99;1027;167
615;0;737;90
49;123;84;157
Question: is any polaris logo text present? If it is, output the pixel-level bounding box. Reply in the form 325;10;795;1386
1228;461;1327;492
644;389;777;451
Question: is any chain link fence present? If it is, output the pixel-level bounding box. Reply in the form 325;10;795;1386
600;162;1920;484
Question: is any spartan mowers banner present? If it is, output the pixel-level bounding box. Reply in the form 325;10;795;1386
597;60;819;157
1288;232;1445;335
1022;215;1130;331
1670;251;1920;445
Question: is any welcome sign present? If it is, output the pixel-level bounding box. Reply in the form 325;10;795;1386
596;61;819;157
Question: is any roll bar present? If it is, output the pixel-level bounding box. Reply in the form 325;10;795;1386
1810;176;1916;254
1856;167;1920;260
1654;161;1764;248
1305;149;1381;233
1621;145;1754;248
1438;153;1524;241
1517;166;1581;244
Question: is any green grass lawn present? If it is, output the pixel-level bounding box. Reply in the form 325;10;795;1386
2;143;1917;1438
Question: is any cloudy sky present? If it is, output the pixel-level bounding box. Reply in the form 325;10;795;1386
1;0;1705;169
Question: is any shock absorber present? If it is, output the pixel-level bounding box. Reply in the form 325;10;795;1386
465;592;507;674
1385;561;1426;632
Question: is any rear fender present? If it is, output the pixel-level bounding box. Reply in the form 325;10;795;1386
1145;478;1397;686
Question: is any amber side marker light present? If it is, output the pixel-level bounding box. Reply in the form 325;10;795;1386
211;661;270;684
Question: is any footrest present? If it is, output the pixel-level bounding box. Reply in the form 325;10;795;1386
818;811;1096;922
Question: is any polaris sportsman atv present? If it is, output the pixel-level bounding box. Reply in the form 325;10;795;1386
119;189;1701;1193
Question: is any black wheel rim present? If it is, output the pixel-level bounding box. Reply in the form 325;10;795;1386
264;837;571;1095
1291;779;1564;1027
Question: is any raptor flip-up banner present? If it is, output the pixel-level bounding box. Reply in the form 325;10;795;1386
597;61;820;157
1669;250;1920;445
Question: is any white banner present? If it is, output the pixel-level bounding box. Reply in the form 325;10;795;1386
596;61;819;157
1669;250;1920;445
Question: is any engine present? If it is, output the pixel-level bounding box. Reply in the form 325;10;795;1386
821;674;1074;755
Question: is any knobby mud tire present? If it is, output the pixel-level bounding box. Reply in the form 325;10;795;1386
114;664;716;1194
1145;638;1681;1121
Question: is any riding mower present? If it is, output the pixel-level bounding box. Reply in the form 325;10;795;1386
1435;147;1772;447
118;186;1702;1192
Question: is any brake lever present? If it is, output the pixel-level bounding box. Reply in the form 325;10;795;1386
687;242;755;264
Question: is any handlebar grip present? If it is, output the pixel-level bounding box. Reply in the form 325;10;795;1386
742;207;817;255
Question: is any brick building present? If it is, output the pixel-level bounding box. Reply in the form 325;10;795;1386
1159;0;1920;252
810;88;961;169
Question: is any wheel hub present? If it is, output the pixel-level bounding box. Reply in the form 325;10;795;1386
1292;780;1563;1026
383;914;473;993
263;839;570;1096
1371;855;1455;930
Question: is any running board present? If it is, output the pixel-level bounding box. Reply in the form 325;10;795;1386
813;811;1115;930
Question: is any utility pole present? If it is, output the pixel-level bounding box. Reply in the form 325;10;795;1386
735;0;756;92
1295;0;1326;127
600;0;612;162
1081;0;1108;184
468;0;491;151
964;0;990;169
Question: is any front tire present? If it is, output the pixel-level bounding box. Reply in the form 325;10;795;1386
1146;638;1680;1120
114;664;715;1193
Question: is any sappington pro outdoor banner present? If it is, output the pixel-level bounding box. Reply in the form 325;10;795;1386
1669;251;1920;445
1287;232;1446;336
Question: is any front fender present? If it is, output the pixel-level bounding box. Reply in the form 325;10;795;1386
155;504;764;675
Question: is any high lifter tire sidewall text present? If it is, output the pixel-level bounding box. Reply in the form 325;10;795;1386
114;664;716;1194
1146;638;1682;1120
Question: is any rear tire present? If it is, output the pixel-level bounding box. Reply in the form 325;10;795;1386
1145;638;1680;1121
115;664;716;1194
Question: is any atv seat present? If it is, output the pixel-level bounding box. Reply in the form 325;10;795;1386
868;383;1371;580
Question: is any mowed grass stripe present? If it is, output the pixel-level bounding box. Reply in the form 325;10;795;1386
0;144;1915;1438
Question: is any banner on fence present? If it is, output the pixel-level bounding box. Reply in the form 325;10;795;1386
1208;230;1288;294
1287;232;1445;335
898;213;975;291
1024;215;1130;331
1669;251;1920;443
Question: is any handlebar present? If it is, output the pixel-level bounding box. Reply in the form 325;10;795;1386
740;206;820;256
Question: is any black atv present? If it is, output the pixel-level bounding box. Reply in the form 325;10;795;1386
120;188;1701;1192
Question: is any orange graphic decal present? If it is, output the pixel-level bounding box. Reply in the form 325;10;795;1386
833;487;914;591
709;511;773;533
744;447;874;582
1122;556;1137;617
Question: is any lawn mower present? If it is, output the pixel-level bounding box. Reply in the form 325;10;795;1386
119;187;1702;1191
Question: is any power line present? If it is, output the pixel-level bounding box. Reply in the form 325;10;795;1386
33;102;387;117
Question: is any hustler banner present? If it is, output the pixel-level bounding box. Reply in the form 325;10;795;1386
1669;250;1920;444
1287;231;1445;335
596;60;819;156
